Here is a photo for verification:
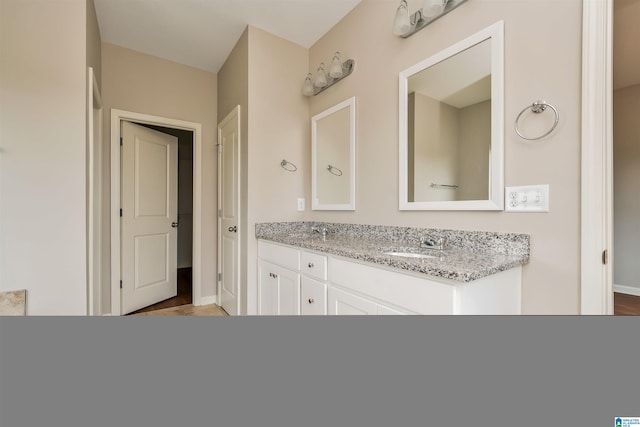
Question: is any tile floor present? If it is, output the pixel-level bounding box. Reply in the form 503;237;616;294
130;303;228;316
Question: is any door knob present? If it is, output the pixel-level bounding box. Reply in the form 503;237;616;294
228;226;237;233
171;222;179;228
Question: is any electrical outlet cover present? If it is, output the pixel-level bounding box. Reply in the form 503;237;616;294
505;185;549;212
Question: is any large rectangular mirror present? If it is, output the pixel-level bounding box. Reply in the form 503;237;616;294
399;21;504;210
312;97;356;210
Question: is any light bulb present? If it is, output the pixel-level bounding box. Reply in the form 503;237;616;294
329;52;343;78
314;63;327;88
302;73;314;96
393;0;411;36
422;0;447;18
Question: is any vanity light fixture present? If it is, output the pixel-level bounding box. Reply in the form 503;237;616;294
303;52;355;96
315;63;328;88
392;0;469;38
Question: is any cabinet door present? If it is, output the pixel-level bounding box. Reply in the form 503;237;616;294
328;287;377;315
277;267;300;315
259;260;278;315
377;304;408;315
301;277;327;315
258;260;300;315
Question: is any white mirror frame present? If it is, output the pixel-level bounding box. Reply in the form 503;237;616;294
399;21;504;210
312;96;356;210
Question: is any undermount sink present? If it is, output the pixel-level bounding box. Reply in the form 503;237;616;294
383;251;437;259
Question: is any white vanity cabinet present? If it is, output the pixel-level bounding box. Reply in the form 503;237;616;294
328;257;521;315
258;240;329;315
258;260;300;315
258;241;301;315
300;250;328;315
328;287;410;315
257;239;522;315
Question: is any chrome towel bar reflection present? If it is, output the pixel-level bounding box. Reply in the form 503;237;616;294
430;183;458;189
514;100;559;141
327;165;343;176
280;159;297;172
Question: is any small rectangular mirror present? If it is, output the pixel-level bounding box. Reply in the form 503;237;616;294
312;97;356;210
399;21;504;210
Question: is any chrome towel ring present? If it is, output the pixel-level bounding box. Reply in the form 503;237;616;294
327;165;343;176
514;100;559;141
280;159;297;172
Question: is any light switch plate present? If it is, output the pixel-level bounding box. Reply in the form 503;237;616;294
297;198;305;211
505;185;549;212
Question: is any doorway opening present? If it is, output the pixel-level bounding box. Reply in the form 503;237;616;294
110;109;205;316
612;0;640;315
582;0;640;315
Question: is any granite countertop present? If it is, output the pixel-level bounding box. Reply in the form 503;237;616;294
256;222;530;283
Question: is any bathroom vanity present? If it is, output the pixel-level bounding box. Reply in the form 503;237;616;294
256;222;529;315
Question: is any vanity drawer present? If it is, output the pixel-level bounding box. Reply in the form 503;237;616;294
300;250;327;280
258;240;300;271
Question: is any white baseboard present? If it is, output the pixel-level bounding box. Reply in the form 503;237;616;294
614;284;640;297
194;295;217;307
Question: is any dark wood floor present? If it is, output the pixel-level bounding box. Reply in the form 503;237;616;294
614;292;640;315
128;268;192;315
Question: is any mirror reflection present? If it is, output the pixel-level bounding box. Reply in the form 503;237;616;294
312;97;356;210
408;39;491;202
399;21;504;210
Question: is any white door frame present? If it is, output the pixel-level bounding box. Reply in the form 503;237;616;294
581;0;614;315
217;105;242;315
110;109;204;316
87;67;102;315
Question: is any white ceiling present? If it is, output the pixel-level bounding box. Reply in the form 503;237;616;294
94;0;362;73
94;0;639;87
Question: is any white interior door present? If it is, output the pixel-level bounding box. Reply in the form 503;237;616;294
121;121;178;314
218;106;241;315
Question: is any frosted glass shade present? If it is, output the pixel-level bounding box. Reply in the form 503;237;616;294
302;73;314;96
423;0;447;18
314;63;327;88
329;52;343;78
393;0;411;35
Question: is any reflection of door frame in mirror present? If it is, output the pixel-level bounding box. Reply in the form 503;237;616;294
399;20;504;211
311;96;356;210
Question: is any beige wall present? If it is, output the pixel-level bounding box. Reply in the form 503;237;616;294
306;0;583;314
613;84;640;292
245;27;309;313
218;27;309;314
0;0;91;314
218;29;249;314
458;100;491;200
410;93;459;201
101;43;218;312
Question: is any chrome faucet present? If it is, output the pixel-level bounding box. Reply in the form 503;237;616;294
420;236;447;250
311;226;328;237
